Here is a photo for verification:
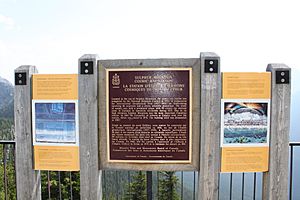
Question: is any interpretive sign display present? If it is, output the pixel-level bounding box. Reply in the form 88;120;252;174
98;59;200;171
107;69;192;163
221;72;271;172
32;74;79;171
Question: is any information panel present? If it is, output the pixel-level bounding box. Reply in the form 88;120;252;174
221;72;271;172
107;69;192;163
32;74;79;171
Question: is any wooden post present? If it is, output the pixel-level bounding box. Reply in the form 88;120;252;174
263;64;291;200
198;52;221;200
78;54;102;199
14;65;41;200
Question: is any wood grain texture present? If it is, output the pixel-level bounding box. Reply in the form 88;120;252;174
198;52;221;200
98;58;200;171
263;64;291;200
14;66;41;200
78;54;102;200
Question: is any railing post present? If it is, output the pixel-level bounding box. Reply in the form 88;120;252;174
146;171;153;200
78;54;102;199
3;144;8;200
263;64;291;200
14;65;41;200
198;52;221;200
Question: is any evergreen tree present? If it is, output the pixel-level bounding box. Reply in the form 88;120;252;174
125;171;146;200
158;171;179;200
0;144;16;199
0;118;14;140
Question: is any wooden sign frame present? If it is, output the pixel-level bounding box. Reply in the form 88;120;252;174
98;59;200;171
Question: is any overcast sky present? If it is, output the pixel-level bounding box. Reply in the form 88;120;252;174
0;0;300;87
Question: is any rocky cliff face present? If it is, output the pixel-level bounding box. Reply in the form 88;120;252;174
0;77;14;118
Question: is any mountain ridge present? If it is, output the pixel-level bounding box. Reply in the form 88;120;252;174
0;76;14;119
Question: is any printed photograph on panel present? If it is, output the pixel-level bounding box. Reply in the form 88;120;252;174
34;102;77;144
221;100;270;146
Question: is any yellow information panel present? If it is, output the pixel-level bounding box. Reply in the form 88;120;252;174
32;74;79;171
34;146;79;171
222;72;271;99
221;147;269;172
221;72;271;173
33;74;78;100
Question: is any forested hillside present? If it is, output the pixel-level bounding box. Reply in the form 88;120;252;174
0;77;16;199
0;118;14;140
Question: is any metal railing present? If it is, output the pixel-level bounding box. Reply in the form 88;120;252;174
0;141;299;199
289;142;300;200
42;171;79;200
0;140;16;200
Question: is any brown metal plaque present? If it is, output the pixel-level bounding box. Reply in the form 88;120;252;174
107;68;192;163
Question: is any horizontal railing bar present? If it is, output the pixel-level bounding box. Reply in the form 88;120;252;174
0;140;16;144
289;142;300;146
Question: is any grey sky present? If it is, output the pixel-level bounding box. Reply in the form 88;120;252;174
1;0;300;83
